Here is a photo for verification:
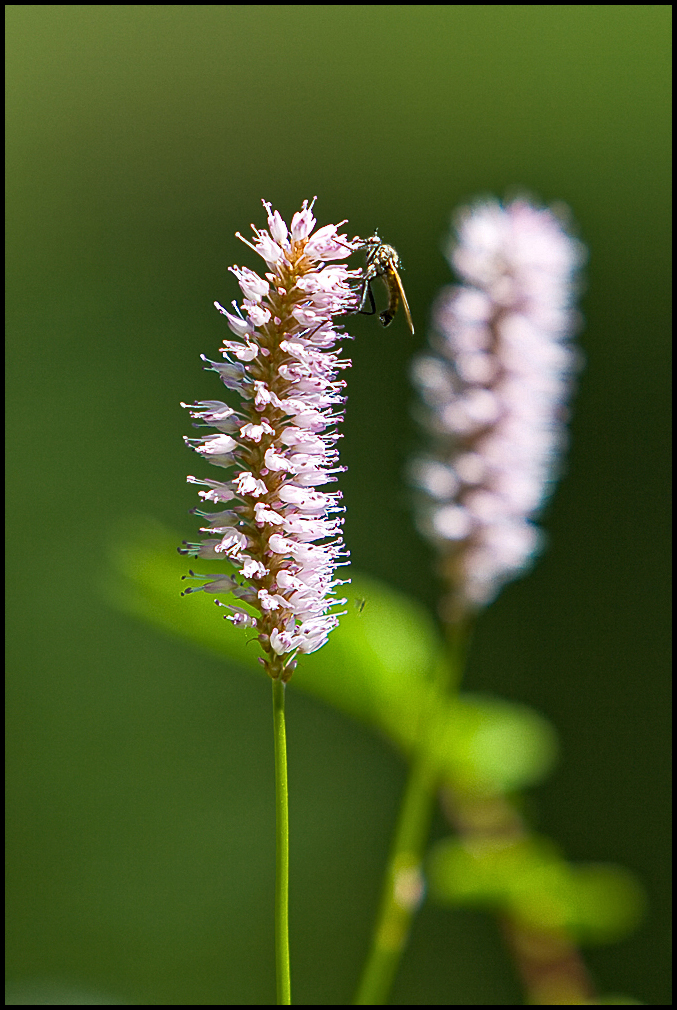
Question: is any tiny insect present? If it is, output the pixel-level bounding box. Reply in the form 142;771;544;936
356;233;415;335
354;597;367;614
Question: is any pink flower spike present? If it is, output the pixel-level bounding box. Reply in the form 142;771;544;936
227;608;258;628
186;475;237;503
237;557;263;579
411;197;584;622
229;265;270;303
290;197;317;241
304;224;356;262
181;199;356;680
214;302;254;338
250;229;285;267
262;201;289;246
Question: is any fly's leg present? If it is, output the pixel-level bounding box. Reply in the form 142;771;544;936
358;280;377;316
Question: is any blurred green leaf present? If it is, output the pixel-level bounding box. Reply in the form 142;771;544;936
426;695;559;794
428;834;563;907
107;520;563;796
106;518;445;752
428;836;645;944
560;864;647;944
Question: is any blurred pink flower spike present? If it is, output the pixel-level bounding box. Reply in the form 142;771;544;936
411;198;585;622
181;199;361;680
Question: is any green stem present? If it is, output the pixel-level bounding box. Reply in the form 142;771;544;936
353;751;438;1005
354;619;471;1006
272;677;291;1005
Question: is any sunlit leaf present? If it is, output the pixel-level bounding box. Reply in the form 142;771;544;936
106;520;560;794
105;519;446;752
426;695;558;794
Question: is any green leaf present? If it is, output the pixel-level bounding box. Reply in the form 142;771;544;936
425;695;558;794
428;836;645;944
105;520;559;793
428;834;564;908
558;864;647;944
105;518;445;752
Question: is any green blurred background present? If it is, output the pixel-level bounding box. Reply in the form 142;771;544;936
6;6;670;1005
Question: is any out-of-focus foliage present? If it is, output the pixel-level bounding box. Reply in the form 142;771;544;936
109;520;645;955
425;696;558;796
108;519;443;749
108;520;558;795
429;836;645;944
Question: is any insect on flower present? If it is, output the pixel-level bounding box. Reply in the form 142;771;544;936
356;233;415;335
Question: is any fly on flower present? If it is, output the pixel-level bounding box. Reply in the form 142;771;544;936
356;233;415;335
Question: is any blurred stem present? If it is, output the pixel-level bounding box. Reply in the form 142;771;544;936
353;750;438;1005
502;918;597;1005
272;676;291;1005
441;786;598;1005
353;621;470;1005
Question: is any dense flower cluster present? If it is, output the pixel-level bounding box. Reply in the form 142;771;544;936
411;198;584;619
180;199;359;678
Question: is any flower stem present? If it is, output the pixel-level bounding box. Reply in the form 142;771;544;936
354;621;470;1006
272;676;291;1005
353;751;438;1005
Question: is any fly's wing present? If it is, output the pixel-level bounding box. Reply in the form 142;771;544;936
392;267;415;334
378;270;400;328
